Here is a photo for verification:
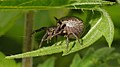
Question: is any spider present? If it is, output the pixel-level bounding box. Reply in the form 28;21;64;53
32;16;84;48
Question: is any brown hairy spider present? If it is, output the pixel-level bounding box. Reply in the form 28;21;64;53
32;16;84;48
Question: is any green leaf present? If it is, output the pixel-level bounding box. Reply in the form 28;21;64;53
78;47;115;67
83;48;95;60
106;53;120;61
0;52;21;67
96;8;114;47
0;0;115;9
5;43;65;58
70;53;81;67
70;48;120;67
37;57;56;67
0;10;22;37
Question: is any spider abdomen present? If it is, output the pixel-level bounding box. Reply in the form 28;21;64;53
59;16;84;39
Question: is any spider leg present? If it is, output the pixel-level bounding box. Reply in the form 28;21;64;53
55;36;58;45
66;35;69;49
55;25;60;33
71;32;81;45
32;27;47;34
39;32;48;48
51;29;63;37
45;30;61;44
80;39;83;45
69;27;82;45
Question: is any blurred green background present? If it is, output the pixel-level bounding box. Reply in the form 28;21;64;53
0;0;120;67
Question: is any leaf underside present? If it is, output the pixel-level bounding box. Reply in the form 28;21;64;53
0;1;115;9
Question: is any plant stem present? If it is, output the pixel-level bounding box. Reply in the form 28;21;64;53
22;11;34;67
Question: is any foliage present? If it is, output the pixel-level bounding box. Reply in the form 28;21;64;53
0;10;22;36
0;0;119;67
37;57;56;67
0;0;114;9
5;1;114;59
70;47;120;67
0;52;21;67
35;47;120;67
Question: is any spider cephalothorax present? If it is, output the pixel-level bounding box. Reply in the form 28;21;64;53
32;16;84;48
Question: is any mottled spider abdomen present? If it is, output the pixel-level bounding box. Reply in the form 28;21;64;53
58;16;84;39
